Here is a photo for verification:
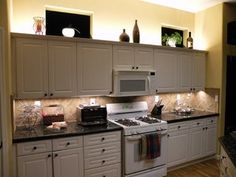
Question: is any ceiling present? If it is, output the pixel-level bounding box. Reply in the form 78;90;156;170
141;0;236;12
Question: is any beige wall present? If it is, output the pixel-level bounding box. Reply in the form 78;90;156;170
195;4;223;89
11;0;195;45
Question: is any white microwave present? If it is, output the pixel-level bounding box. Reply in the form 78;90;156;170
111;70;156;97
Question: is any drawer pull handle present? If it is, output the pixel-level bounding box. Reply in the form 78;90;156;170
48;154;51;158
66;142;70;146
33;146;37;150
101;137;105;141
102;149;106;152
102;160;105;164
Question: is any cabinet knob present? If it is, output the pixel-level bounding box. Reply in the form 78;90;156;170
211;120;213;123
50;93;53;96
136;66;139;69
197;122;200;125
33;146;37;150
102;149;106;152
101;137;105;141
190;88;193;91
103;176;106;177
193;88;196;91
178;126;181;129
156;89;158;93
132;66;135;69
167;134;170;137
206;127;208;130
109;91;112;94
66;142;70;146
102;160;105;164
48;154;51;158
54;154;58;157
44;93;47;97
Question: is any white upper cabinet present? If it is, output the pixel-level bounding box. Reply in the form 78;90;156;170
191;53;206;91
179;51;206;92
14;38;77;99
113;45;154;71
154;49;179;93
48;41;77;97
15;38;48;98
77;43;112;96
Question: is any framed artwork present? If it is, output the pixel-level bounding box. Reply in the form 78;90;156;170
161;27;184;47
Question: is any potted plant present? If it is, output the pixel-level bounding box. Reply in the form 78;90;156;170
162;32;183;47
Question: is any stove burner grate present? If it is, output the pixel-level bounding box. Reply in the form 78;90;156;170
115;119;140;127
135;116;161;124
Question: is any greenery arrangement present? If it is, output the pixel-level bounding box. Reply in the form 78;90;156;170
162;32;183;47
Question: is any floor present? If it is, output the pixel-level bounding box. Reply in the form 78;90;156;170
167;159;220;177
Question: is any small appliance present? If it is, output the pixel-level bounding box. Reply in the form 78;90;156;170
77;105;107;126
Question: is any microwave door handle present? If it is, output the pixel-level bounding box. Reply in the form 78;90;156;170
147;76;150;91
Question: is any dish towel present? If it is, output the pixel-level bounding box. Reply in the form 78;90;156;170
140;133;161;160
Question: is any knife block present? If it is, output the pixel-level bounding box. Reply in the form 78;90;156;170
151;105;164;117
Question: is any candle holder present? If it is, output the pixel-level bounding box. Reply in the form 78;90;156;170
33;16;45;35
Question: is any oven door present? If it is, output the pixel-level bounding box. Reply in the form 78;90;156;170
124;131;167;175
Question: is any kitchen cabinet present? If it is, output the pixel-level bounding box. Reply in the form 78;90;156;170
113;45;154;71
83;131;121;177
77;43;112;96
154;49;179;93
188;117;217;161
14;38;76;99
16;140;53;177
179;52;206;92
167;122;189;167
16;137;84;177
167;117;217;168
220;145;236;177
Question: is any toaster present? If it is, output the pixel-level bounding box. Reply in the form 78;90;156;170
77;105;107;126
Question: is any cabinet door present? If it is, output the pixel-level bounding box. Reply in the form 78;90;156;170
77;43;112;95
167;130;188;167
17;153;52;177
113;45;135;70
154;49;179;92
188;127;204;161
48;41;77;97
191;53;206;91
134;47;154;71
204;125;217;156
15;38;48;98
53;148;84;177
179;52;192;92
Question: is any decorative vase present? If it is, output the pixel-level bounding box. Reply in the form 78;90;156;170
133;19;140;43
33;16;45;35
119;29;130;42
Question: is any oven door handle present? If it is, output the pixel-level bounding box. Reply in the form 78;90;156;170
126;135;142;141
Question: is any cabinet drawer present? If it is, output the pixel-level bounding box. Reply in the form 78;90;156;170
17;140;52;156
85;163;121;177
84;152;121;169
84;142;120;158
189;119;206;128
168;122;188;132
206;117;217;125
84;131;121;146
52;136;83;151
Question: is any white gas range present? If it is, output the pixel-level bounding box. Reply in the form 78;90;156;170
106;101;168;177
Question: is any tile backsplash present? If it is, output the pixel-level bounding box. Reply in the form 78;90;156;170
14;89;219;127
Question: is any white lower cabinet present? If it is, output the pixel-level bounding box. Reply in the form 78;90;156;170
16;137;84;177
53;148;83;177
167;117;217;168
220;146;236;177
84;131;121;177
17;152;53;177
167;122;189;167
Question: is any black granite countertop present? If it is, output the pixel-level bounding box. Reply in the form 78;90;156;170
154;110;219;123
13;121;123;143
219;133;236;167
